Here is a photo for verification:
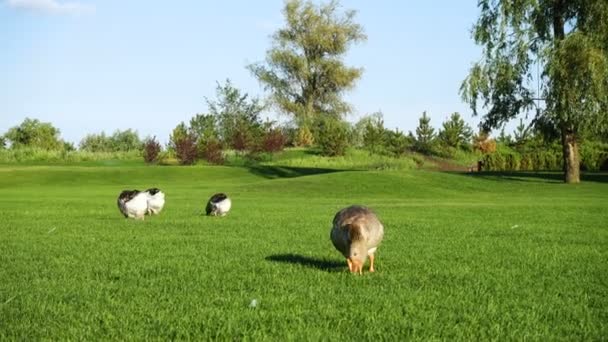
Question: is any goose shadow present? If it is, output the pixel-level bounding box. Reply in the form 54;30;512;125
265;253;345;272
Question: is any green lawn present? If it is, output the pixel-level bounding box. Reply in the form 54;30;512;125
1;163;607;340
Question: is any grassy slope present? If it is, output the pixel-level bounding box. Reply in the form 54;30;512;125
0;164;607;340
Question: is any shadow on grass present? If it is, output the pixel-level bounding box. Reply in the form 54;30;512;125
266;253;345;272
246;165;344;179
452;171;608;184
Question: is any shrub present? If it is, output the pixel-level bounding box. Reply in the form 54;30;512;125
520;154;532;171
483;153;506;171
201;139;225;165
384;129;410;157
261;128;287;153
174;134;198;165
295;126;314;147
505;153;520;171
580;142;608;171
143;137;162;163
316;119;349;157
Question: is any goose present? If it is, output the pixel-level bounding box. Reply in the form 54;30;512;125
117;190;148;220
206;193;231;216
144;188;165;215
330;205;384;274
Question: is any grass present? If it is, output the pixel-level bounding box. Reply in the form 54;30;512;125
0;162;607;340
0;148;142;164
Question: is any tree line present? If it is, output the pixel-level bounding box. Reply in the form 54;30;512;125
2;0;607;181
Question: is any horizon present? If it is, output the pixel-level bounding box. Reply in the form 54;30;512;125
0;0;526;146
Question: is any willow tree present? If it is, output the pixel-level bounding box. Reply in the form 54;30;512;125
461;0;608;183
248;0;366;128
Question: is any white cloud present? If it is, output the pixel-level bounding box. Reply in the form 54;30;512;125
6;0;95;15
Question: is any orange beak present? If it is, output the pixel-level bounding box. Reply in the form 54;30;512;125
347;258;363;275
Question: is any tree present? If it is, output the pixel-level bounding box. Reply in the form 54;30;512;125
80;129;141;152
437;112;473;149
169;122;189;152
414;111;436;154
79;132;111;152
248;0;366;127
189;113;219;144
206;80;264;151
4;118;63;150
358;112;386;155
109;129;142;152
169;122;197;165
384;128;410;157
143;137;162;164
461;0;608;183
0;136;6;149
513;119;531;147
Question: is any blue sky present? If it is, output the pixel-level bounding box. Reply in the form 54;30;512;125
0;0;484;145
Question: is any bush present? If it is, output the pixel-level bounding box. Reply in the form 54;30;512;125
505;153;520;171
580;142;608;171
201;139;225;165
261;128;287;153
295;126;314;147
315;119;349;157
174;134;198;165
143;137;162;164
520;154;532;171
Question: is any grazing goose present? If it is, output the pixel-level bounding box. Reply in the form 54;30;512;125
144;188;165;215
330;205;384;274
117;190;148;220
206;193;231;216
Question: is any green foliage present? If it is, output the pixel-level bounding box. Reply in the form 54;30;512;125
315;118;350;157
0;148;141;163
483;149;566;172
437;112;473;149
295;126;314;147
79;129;142;152
0;136;5;149
248;0;366;124
461;0;608;182
358;112;386;155
206;79;264;151
414;111;436;154
384;128;411;157
169;122;189;152
580;141;608;171
4;118;63;150
189;114;218;143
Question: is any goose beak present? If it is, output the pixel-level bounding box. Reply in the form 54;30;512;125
346;258;363;275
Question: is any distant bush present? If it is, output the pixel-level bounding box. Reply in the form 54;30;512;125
315;119;349;157
80;129;142;152
4;118;64;150
384;129;411;157
174;134;198;165
295;126;314;147
261;128;288;153
580;142;608;171
201;139;225;165
481;149;570;172
143;137;162;164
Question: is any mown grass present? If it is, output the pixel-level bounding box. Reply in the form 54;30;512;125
0;163;606;340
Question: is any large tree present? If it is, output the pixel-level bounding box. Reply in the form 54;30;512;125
248;0;366;127
461;0;608;183
4;118;63;150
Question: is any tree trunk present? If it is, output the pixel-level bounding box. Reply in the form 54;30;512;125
561;127;580;184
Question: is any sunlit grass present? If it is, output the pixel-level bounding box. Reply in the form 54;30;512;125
0;163;606;340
